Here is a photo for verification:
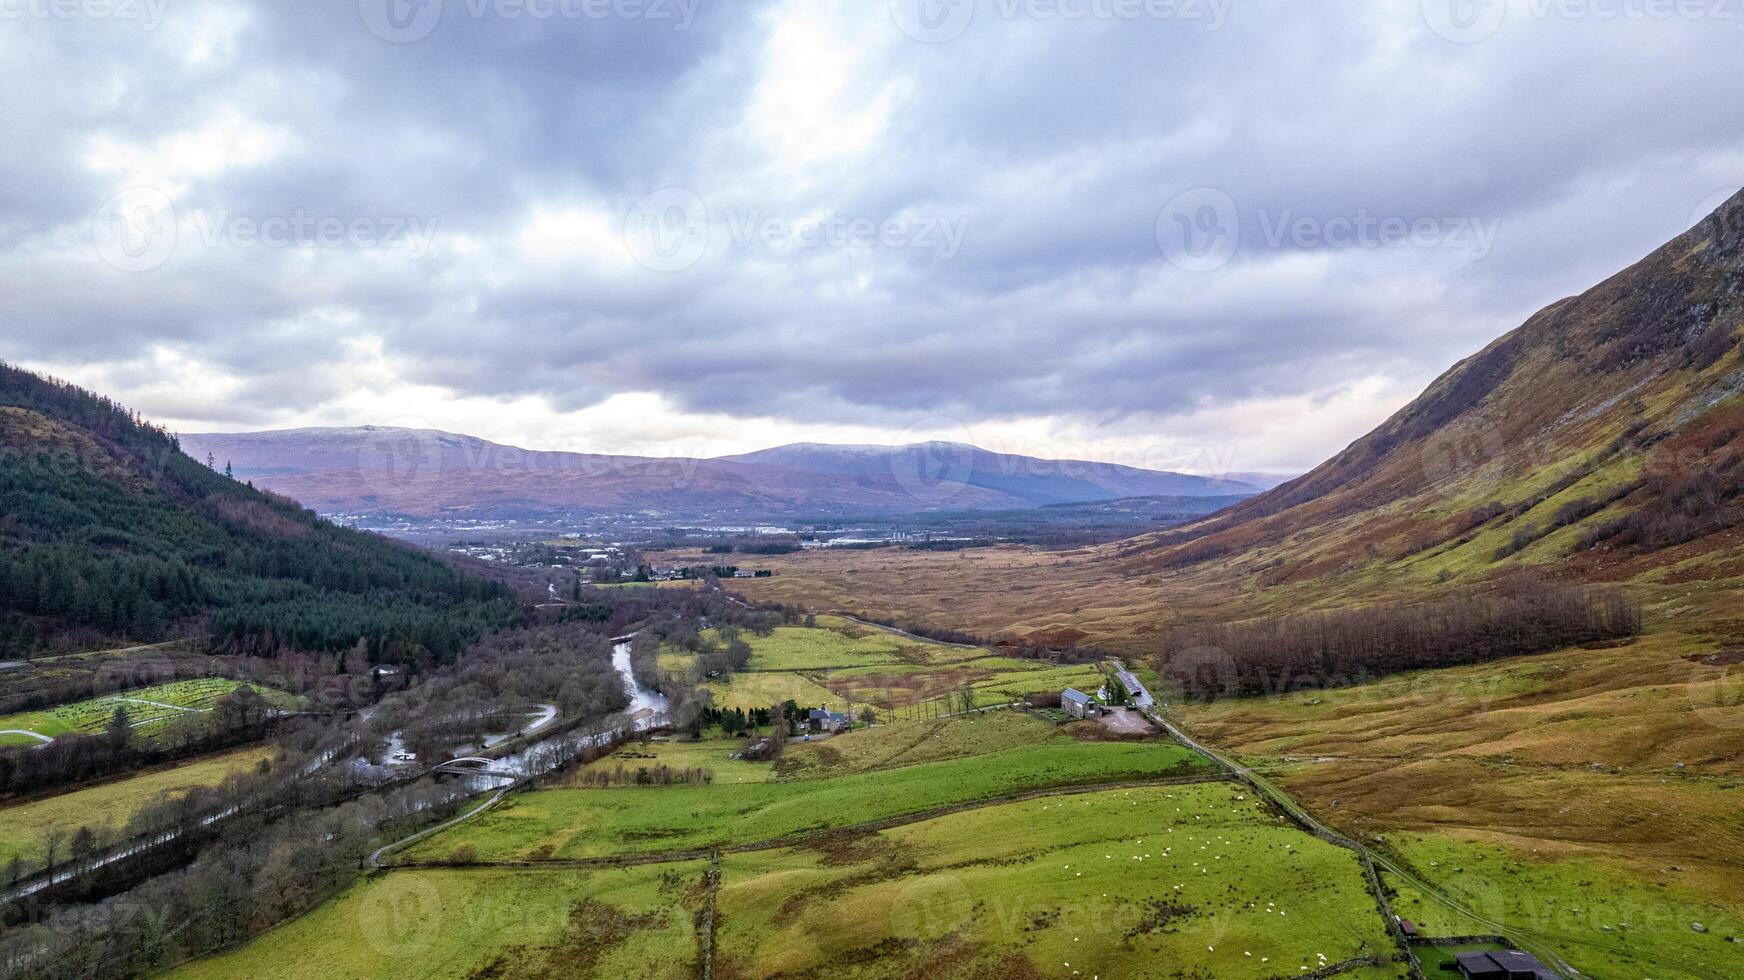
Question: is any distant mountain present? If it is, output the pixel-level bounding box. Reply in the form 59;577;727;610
722;442;1257;506
177;430;1258;521
1220;471;1299;492
1119;187;1744;589
0;367;511;660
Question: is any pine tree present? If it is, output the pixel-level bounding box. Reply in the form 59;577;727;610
105;704;132;752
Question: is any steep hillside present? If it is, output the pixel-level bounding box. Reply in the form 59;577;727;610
1121;187;1744;599
179;429;1255;520
0;366;512;661
722;190;1744;656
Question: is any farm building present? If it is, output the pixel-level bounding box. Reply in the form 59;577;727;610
807;708;850;733
1061;688;1096;719
1114;667;1155;709
1452;950;1562;980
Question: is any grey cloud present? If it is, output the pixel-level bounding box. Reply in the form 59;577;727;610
1;0;1742;467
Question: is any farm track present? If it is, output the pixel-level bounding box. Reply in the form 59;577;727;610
1150;710;1601;980
372;772;1234;873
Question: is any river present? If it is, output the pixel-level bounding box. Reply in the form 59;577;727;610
2;641;664;904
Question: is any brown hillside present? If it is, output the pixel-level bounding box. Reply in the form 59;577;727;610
1117;187;1744;596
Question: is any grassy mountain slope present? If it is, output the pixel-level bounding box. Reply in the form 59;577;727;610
722;189;1744;653
0;365;512;661
1117;188;1744;605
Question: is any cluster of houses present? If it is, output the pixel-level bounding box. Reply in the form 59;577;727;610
1060;660;1157;718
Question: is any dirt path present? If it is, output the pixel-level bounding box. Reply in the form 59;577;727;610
0;729;53;744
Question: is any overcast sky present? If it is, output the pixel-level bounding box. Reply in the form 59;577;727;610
2;0;1741;476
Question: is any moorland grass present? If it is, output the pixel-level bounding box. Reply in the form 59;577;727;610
401;740;1210;863
165;863;705;980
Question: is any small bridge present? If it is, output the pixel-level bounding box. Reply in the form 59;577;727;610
431;757;520;781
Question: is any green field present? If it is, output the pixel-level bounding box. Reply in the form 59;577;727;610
0;679;298;745
773;709;1081;779
0;745;278;867
696;670;840;714
1382;833;1744;979
566;736;777;785
401;739;1211;863
178;784;1403;980
664;621;1108;719
166;864;706;980
715;782;1404;978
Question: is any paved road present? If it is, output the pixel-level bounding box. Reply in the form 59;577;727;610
367;786;513;868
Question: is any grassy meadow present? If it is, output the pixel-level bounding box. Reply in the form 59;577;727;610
400;738;1210;863
712;782;1404;979
1385;832;1744;980
177;784;1405;980
662;619;1108;719
166;863;706;980
562;736;777;786
0;745;277;867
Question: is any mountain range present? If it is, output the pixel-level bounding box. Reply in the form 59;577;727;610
176;429;1259;520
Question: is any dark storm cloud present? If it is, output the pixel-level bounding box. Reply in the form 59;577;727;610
1;0;1742;456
